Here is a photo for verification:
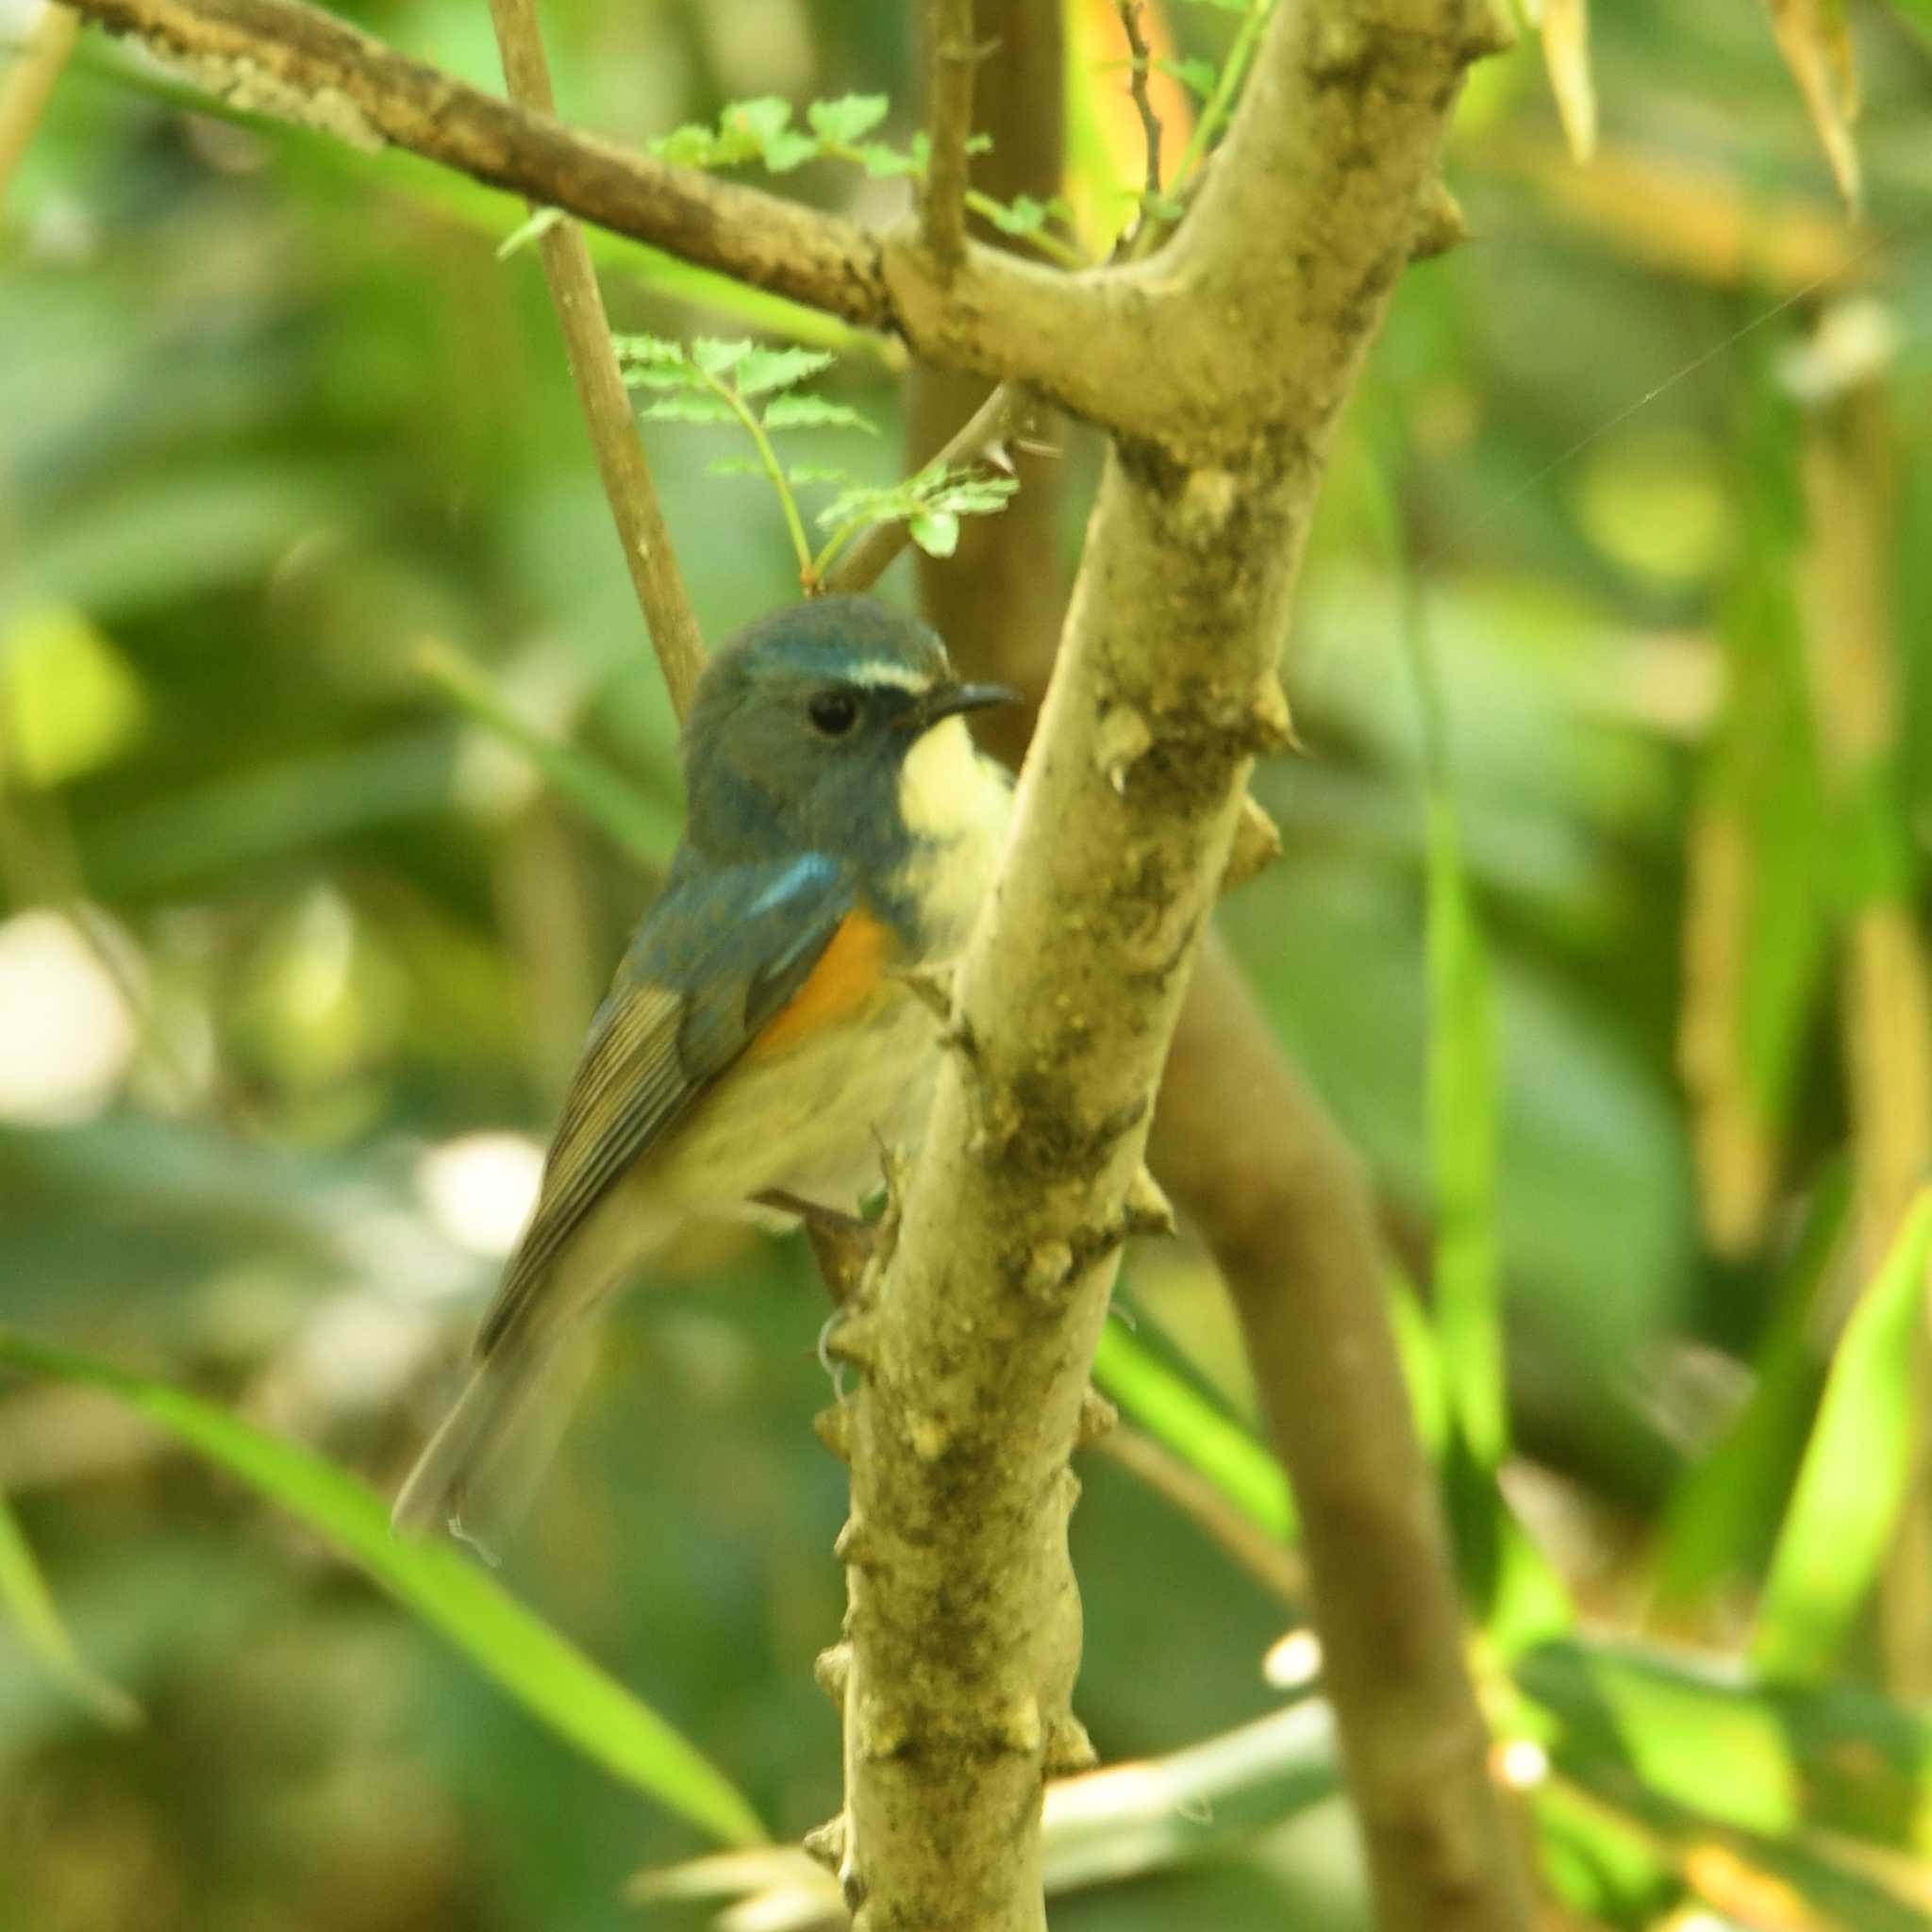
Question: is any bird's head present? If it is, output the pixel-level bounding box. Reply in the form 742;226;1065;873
681;596;1015;862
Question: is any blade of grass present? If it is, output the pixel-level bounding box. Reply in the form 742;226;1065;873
0;1485;142;1730
1754;1187;1932;1681
1519;1634;1932;1859
418;640;678;867
1365;455;1507;1472
0;1325;765;1847
1091;1322;1295;1540
1649;1164;1850;1617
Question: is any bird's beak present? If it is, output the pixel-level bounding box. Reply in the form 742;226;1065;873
911;680;1022;730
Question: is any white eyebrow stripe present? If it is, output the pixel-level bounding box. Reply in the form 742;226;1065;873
845;659;931;691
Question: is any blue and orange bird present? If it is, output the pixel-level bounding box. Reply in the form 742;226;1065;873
393;597;1017;1556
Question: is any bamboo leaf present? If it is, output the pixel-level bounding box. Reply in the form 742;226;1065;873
1650;1168;1850;1614
1755;1188;1932;1680
416;641;678;867
0;1326;766;1847
0;1487;142;1730
1760;0;1862;208
1540;0;1597;162
1091;1323;1296;1540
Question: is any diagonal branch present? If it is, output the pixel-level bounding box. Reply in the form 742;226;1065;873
484;0;706;718
62;0;1144;428
1150;937;1537;1932
60;0;1488;458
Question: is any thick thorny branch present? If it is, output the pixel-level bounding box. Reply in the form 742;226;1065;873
820;5;1524;1927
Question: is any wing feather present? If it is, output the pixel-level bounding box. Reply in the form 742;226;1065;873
475;855;857;1356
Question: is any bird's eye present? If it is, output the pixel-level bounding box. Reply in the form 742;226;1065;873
808;689;859;738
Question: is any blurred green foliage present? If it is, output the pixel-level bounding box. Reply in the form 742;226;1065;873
5;1;1932;1928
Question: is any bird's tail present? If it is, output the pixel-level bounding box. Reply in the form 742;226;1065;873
391;1309;596;1564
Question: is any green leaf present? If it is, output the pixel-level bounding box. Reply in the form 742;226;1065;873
650;123;725;167
981;193;1049;237
1157;56;1219;99
0;1325;766;1847
806;94;890;145
908;509;959;557
734;346;837;397
0;1487;141;1730
1424;791;1506;1470
761;130;820;174
1755;1188;1932;1681
691;337;755;378
1650;1168;1850;1614
494;206;563;260
758;393;876;434
637;393;740;425
852;142;921;178
722;96;795;149
611;333;705;387
1092;1323;1296;1540
1520;1634;1932;1860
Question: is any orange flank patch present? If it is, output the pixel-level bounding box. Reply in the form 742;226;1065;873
748;908;894;1059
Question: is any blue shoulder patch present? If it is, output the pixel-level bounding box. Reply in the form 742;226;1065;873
747;851;841;919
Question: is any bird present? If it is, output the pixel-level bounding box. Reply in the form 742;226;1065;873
392;595;1017;1557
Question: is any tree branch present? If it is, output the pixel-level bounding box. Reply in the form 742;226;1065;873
821;381;1040;602
859;4;1529;1926
1149;937;1536;1932
918;0;976;270
61;0;1491;457
484;0;706;718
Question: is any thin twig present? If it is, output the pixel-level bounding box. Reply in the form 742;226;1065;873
1094;1425;1307;1604
1115;2;1162;218
0;3;79;201
822;381;1037;597
484;0;706;719
919;0;976;269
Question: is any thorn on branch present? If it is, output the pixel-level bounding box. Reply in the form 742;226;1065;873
1457;0;1520;65
813;1642;853;1705
1248;675;1296;753
802;1815;847;1870
1095;703;1155;795
814;1401;855;1462
1121;1164;1177;1241
1045;1711;1100;1776
822;1307;881;1374
1220;793;1283;895
1410;177;1471;260
834;1515;880;1570
1076;1386;1120;1446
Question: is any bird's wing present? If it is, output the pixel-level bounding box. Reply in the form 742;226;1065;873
475;851;858;1357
